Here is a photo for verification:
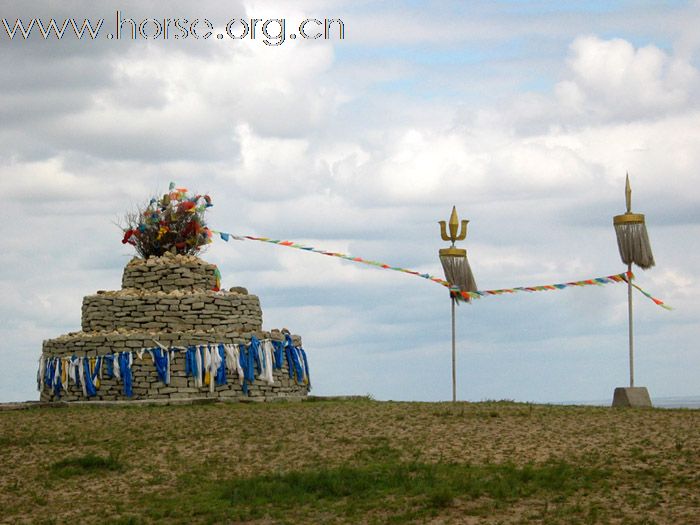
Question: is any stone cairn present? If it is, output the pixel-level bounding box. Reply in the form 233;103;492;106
39;253;309;402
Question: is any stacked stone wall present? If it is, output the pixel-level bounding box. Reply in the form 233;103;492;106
39;364;305;402
81;291;262;332
121;253;218;292
39;345;306;404
43;330;301;355
39;254;310;403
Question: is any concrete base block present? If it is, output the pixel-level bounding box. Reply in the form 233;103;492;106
612;387;652;408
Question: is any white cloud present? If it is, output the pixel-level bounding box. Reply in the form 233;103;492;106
555;35;700;121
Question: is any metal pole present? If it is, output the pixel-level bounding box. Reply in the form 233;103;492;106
451;296;456;402
628;263;634;388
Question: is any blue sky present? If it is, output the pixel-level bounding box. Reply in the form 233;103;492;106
1;0;699;403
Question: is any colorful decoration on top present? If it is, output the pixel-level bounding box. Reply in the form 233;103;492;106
121;182;213;258
210;230;671;310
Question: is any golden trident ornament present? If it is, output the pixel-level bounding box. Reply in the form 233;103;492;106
438;206;477;402
439;206;468;255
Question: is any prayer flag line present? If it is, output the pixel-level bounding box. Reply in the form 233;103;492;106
210;230;671;310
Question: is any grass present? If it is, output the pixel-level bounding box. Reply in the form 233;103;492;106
49;451;122;478
142;457;607;523
206;460;606;521
0;399;698;524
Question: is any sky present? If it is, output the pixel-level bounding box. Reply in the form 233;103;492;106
1;0;698;403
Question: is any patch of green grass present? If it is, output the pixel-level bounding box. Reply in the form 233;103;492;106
151;459;607;523
356;439;402;463
49;452;122;478
0;434;23;447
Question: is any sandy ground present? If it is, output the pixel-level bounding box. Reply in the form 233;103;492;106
0;400;698;524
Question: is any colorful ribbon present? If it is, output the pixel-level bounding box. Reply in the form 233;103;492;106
450;271;671;310
40;337;310;399
626;276;673;310
210;231;450;286
450;273;625;301
211;230;671;310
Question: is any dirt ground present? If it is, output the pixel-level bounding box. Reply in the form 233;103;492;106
0;399;698;524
